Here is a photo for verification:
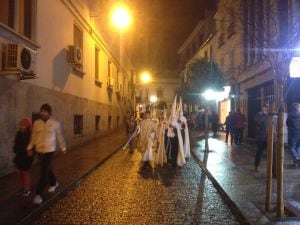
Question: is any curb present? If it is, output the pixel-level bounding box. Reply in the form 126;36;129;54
191;150;252;225
17;144;124;225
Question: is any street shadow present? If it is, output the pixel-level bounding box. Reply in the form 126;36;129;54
193;149;209;224
155;166;181;187
138;164;181;184
138;166;159;180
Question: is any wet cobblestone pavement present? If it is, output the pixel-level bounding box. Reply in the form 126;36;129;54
33;149;241;225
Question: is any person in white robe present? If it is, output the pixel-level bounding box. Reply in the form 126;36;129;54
138;110;158;171
155;110;168;167
177;97;191;159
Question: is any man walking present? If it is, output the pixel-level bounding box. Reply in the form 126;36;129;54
125;114;138;153
232;109;246;145
254;103;276;174
224;111;234;145
27;103;66;204
286;103;300;167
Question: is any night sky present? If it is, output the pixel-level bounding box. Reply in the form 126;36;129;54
89;0;214;76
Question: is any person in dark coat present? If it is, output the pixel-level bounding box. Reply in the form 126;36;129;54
125;114;138;153
164;124;179;168
286;103;300;166
210;110;219;137
254;103;276;175
232;109;246;145
224;111;234;144
13;118;34;196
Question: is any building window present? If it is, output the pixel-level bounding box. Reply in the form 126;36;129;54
108;60;111;78
120;83;123;94
218;19;225;48
117;116;120;128
108;115;112;129
204;51;208;59
74;115;83;135
0;0;14;28
123;77;126;97
227;23;235;39
95;47;100;81
116;69;120;90
249;1;255;65
73;23;83;70
157;88;163;98
74;24;83;48
0;0;34;39
95;115;101;131
227;10;235;39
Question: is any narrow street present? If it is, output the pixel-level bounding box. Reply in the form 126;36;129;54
32;146;242;225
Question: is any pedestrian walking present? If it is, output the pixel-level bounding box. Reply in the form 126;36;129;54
27;104;66;204
125;114;138;153
13;118;34;196
232;109;246;145
254;103;276;173
138;111;158;171
210;110;219;137
224;111;234;145
286;103;300;167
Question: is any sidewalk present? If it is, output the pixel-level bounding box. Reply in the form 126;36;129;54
191;131;300;225
0;130;126;225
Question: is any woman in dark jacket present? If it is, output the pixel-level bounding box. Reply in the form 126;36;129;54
13;118;34;196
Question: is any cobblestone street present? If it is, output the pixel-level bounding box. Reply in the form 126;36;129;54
33;147;241;225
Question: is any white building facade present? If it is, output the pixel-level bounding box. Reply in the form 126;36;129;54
0;0;135;175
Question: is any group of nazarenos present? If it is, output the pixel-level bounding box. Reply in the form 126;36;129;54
124;95;191;172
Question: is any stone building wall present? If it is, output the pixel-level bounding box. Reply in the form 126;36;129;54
0;77;126;176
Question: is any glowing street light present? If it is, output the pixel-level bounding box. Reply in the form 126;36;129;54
201;87;230;101
141;71;152;84
111;6;131;30
150;95;158;103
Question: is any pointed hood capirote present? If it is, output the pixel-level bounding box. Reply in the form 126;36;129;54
169;95;178;127
163;107;167;119
179;96;186;122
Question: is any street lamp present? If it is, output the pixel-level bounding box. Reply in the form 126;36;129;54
141;71;152;84
111;5;131;30
150;95;157;103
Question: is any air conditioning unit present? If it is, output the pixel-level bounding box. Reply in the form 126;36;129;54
107;77;114;88
4;43;36;74
67;45;83;65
